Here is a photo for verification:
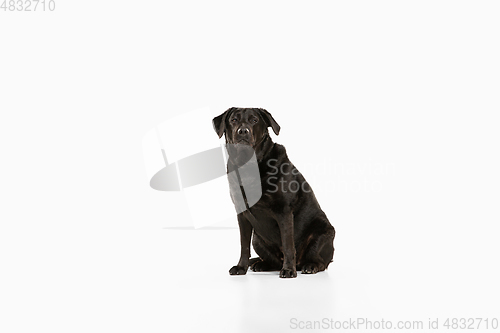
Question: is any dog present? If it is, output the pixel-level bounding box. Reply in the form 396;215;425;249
213;107;335;278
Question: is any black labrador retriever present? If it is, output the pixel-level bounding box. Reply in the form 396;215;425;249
213;107;335;278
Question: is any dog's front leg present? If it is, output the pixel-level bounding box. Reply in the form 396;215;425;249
229;214;253;275
278;212;297;278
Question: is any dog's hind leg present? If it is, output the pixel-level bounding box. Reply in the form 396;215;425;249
248;257;262;266
250;233;282;272
299;220;335;274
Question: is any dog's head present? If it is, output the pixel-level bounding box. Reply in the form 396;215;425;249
213;108;280;165
212;107;280;147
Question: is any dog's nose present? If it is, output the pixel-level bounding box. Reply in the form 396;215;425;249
238;127;249;135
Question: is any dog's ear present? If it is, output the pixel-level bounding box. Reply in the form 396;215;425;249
212;108;233;138
258;108;280;135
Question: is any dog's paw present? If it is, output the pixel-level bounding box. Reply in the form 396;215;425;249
250;260;267;272
279;268;297;278
301;263;319;274
250;260;281;272
229;265;247;275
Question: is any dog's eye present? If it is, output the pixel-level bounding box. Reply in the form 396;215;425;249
251;118;258;123
231;118;238;123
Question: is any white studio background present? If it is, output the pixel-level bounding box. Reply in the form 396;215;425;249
1;1;499;332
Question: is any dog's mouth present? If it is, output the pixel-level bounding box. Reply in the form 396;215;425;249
236;138;252;145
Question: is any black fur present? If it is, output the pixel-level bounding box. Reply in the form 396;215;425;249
213;107;335;278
